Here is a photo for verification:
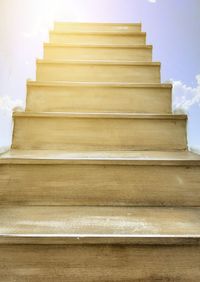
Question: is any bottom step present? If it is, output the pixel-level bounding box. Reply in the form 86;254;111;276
0;207;200;281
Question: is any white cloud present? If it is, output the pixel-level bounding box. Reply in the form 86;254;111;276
189;146;200;155
172;74;200;113
0;95;24;114
0;95;25;148
0;146;10;155
148;0;157;3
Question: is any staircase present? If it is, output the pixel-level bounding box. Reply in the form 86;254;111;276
0;22;200;281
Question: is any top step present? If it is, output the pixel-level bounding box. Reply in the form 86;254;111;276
54;22;142;33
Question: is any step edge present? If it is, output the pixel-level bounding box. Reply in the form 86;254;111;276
44;43;152;49
3;234;199;238
1;158;200;166
27;81;172;88
36;59;160;66
2;150;200;165
13;112;187;120
0;234;199;245
49;30;146;36
54;22;142;26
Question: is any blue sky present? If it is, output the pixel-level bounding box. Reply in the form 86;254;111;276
0;0;200;149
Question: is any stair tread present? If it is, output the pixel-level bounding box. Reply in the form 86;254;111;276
44;43;152;48
37;59;160;65
50;30;146;35
0;206;199;244
1;150;200;165
13;112;186;119
27;81;172;88
54;21;141;26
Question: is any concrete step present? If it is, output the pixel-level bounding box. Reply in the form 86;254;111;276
12;113;187;151
0;150;200;206
54;22;142;32
0;206;199;281
0;206;199;242
49;31;146;45
26;82;172;114
44;43;152;61
36;60;161;83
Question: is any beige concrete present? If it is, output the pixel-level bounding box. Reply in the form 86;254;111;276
1;21;200;280
26;82;172;113
49;31;146;45
54;22;142;32
44;44;152;61
36;60;161;83
12;113;187;151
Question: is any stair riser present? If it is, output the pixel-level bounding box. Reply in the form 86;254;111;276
49;33;146;45
44;46;152;61
26;85;171;113
36;63;160;83
54;23;142;32
0;245;199;281
12;116;187;150
0;164;199;206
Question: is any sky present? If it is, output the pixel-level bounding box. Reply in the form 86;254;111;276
0;0;200;150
